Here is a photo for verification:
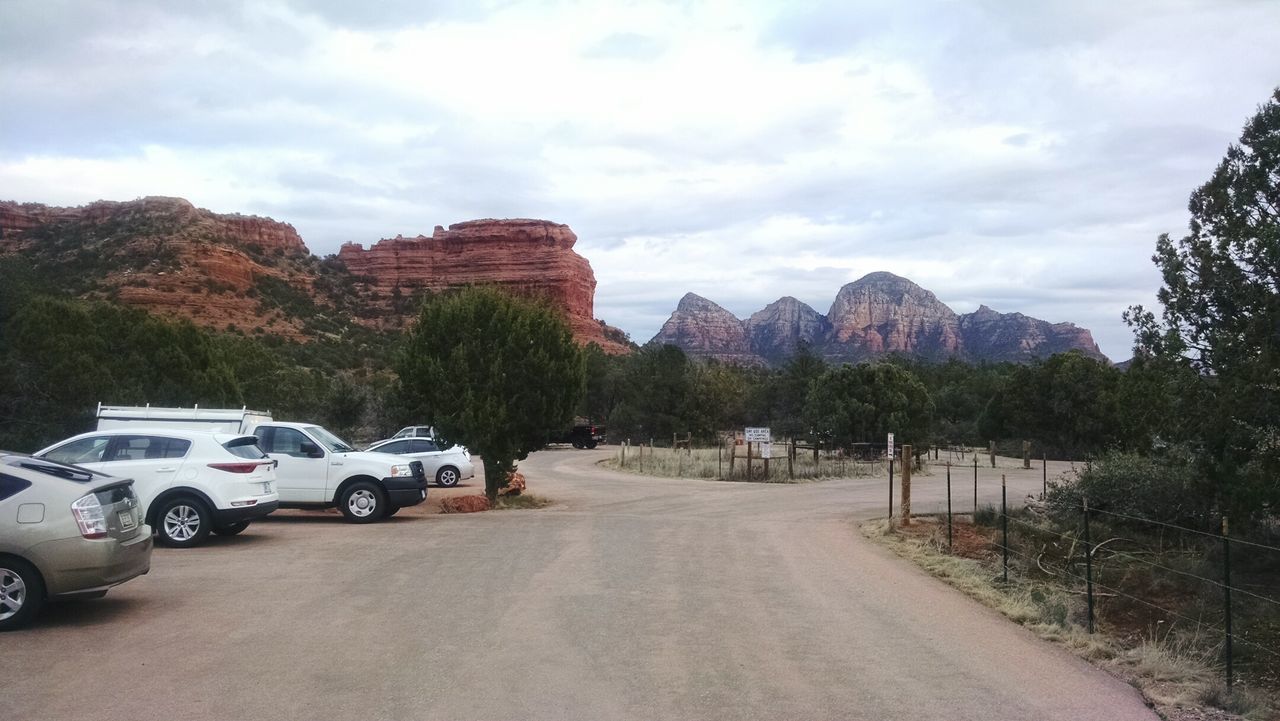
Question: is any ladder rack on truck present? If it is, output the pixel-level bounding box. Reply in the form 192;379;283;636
95;404;273;434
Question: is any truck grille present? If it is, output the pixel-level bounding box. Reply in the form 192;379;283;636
409;461;425;482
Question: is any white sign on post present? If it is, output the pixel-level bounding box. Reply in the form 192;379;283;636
745;427;771;443
887;432;895;458
760;442;772;459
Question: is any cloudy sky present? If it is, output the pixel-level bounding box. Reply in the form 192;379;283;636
3;0;1279;359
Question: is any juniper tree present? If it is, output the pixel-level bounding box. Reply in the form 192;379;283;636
396;287;584;501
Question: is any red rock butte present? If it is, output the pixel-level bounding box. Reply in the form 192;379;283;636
338;219;628;352
0;198;630;352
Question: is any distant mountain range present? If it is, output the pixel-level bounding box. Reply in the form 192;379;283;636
649;272;1107;365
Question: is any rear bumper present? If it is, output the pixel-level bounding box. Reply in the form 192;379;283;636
213;500;279;526
33;528;154;598
383;476;427;507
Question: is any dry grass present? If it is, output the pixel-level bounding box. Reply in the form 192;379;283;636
604;445;884;482
493;493;551;510
864;517;1273;720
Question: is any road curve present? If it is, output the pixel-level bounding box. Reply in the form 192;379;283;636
0;447;1156;721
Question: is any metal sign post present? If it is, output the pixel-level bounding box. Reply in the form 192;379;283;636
745;428;770;481
887;432;896;521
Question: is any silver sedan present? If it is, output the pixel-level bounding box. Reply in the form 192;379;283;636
364;438;474;487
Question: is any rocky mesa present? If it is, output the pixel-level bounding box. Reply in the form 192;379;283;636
337;219;629;353
0;197;629;352
650;272;1106;365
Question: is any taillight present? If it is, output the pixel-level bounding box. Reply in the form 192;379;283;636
71;494;108;539
207;462;269;474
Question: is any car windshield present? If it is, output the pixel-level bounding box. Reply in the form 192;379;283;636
305;426;356;453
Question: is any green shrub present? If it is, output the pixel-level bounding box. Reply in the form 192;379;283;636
974;504;999;527
1046;448;1217;530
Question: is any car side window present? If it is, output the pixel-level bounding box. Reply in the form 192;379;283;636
108;436;191;461
263;428;314;458
408;439;439;453
378;440;409;454
149;436;191;459
42;436;111;465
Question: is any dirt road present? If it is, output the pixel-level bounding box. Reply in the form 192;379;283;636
0;448;1156;720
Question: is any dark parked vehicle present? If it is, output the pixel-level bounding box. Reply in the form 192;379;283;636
548;422;606;449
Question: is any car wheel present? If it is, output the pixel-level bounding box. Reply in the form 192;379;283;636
384;505;401;517
585;439;598;449
436;466;460;487
0;558;45;632
571;440;584;449
156;497;212;548
213;521;250;536
339;481;386;523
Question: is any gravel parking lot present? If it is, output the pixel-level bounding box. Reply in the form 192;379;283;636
1;450;1157;721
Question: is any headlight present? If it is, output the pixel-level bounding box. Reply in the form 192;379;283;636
389;464;413;477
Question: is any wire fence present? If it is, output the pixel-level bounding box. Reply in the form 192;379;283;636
974;485;1280;688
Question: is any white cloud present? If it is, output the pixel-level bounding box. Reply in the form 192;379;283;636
2;0;1279;360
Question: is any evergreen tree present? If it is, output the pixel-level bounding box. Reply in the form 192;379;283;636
805;363;933;449
396;287;584;501
1126;88;1280;513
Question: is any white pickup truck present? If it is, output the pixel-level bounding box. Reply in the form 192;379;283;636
94;406;427;522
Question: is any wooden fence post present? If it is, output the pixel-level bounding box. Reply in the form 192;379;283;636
901;444;912;525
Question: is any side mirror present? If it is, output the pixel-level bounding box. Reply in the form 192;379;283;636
300;441;324;458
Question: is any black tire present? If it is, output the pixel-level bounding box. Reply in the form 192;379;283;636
338;480;387;523
571;440;584;449
384;505;401;517
0;557;45;632
584;439;598;449
436;466;461;487
155;496;212;548
213;521;250;536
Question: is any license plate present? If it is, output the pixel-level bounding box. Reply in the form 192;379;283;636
118;509;137;531
262;482;272;494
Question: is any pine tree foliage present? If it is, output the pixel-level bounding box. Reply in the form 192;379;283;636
396;287;584;500
1126;88;1280;513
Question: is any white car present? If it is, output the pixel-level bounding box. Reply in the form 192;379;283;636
253;422;428;521
388;426;436;441
364;437;474;487
35;429;279;548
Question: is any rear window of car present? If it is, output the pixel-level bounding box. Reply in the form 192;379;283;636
0;472;33;501
1;457;99;483
407;439;440;453
375;440;410;454
223;437;269;460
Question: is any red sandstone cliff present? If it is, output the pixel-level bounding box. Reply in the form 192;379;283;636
0;198;630;352
337;219;630;353
651;293;765;365
0;196;314;338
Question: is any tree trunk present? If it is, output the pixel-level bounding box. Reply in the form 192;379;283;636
483;458;508;503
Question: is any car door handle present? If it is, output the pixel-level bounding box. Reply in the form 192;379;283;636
157;466;177;472
331;462;343;467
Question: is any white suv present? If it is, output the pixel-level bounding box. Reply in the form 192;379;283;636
35;429;279;547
